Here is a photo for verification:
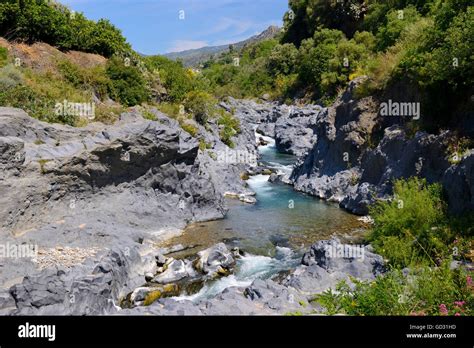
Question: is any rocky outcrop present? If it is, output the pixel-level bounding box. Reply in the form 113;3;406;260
152;259;196;284
194;242;235;277
289;78;378;208
285;239;384;294
340;126;453;214
289;78;473;215
221;98;323;157
0;106;244;315
0;107;226;243
8;246;159;315
441;151;474;214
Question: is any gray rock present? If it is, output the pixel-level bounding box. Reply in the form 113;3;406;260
442;151;474;215
152;260;189;284
286;238;384;294
288;77;472;216
0;105;233;314
195;243;235;276
155;253;167;266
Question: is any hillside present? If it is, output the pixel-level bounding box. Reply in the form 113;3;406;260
164;25;280;67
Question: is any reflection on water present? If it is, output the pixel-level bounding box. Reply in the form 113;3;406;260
163;136;364;259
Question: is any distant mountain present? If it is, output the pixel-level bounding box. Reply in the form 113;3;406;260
164;25;280;67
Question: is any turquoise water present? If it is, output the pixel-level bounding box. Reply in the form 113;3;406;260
166;137;363;301
165;137;362;257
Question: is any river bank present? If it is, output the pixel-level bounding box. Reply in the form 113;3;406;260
1;77;472;315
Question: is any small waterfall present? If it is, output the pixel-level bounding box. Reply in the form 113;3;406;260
173;247;300;303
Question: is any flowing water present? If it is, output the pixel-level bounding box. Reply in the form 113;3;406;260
164;135;365;302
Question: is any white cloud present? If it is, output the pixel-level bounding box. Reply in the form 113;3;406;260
206;17;255;36
167;40;209;53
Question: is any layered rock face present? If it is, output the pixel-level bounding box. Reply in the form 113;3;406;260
283;79;473;216
290;80;378;205
0;107;226;244
222;98;323;157
0;107;233;314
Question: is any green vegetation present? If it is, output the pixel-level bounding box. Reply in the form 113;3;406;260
37;158;51;174
2;0;469;144
198;0;473;131
183;90;217;125
369;178;447;268
315;263;473;316
217;109;241;148
313;177;474;316
0;0;131;57
106;57;149;106
144;55;196;102
0;46;7;67
57;59;111;100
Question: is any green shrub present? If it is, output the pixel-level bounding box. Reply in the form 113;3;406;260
157;102;182;119
180;122;198;137
314;261;474;316
267;43;299;76
0;84;66;123
217;110;240;148
369;177;448;267
0;0;131;57
142;109;157;121
144;55;195;102
93;104;123;124
374;235;425;269
375;6;421;51
183;90;217;125
106;57;149;106
57;59;82;86
0;46;8;67
0;64;23;89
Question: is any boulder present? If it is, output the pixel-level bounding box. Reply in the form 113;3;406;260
286;238;384;294
152;259;189;284
195;243;235;277
130;284;179;306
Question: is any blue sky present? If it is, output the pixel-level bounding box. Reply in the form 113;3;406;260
59;0;289;55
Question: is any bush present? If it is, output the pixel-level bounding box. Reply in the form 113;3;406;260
267;43;299;76
0;0;131;57
0;64;23;89
183;90;217;125
282;0;366;45
314;261;474;316
180;122;199;137
369;177;448;267
217;110;240;147
0;46;8;67
0;84;62;123
106;57;149;106
375;6;421;51
144;56;195;102
57;59;111;100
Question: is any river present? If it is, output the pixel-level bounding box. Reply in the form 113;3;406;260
162;134;364;302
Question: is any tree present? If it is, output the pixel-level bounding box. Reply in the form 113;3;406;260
267;43;299;75
282;0;366;46
0;0;131;57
